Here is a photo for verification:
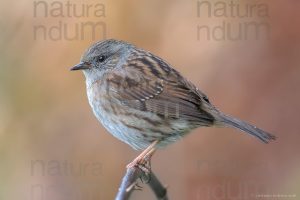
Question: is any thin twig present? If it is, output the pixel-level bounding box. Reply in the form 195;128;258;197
115;166;168;200
148;172;168;200
115;167;142;200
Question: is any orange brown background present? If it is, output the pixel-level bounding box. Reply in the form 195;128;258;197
1;0;299;199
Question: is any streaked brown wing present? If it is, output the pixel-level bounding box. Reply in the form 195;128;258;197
107;52;215;125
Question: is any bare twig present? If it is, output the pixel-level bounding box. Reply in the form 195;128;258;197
115;166;168;200
148;172;168;200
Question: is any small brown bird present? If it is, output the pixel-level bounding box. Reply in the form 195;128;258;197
71;39;276;167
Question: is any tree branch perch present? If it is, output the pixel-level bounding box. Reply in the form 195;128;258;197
115;166;168;200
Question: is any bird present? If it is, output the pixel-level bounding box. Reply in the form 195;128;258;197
70;39;276;168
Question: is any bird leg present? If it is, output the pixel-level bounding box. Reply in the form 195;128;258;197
127;140;158;169
139;148;156;173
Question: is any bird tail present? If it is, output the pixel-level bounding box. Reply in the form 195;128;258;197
214;112;276;143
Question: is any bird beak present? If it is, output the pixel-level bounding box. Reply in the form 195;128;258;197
70;62;91;71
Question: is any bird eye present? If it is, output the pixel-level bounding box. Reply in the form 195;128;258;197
203;96;210;103
97;55;106;63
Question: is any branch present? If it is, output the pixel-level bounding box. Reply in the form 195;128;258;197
115;166;168;200
148;171;168;200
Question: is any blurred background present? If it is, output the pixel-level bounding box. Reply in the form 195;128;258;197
1;0;299;199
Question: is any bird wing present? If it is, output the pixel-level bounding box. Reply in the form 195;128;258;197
106;52;215;125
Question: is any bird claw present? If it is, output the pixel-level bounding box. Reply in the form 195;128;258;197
127;141;157;169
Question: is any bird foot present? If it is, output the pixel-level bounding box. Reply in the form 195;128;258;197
126;148;154;173
127;141;157;175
